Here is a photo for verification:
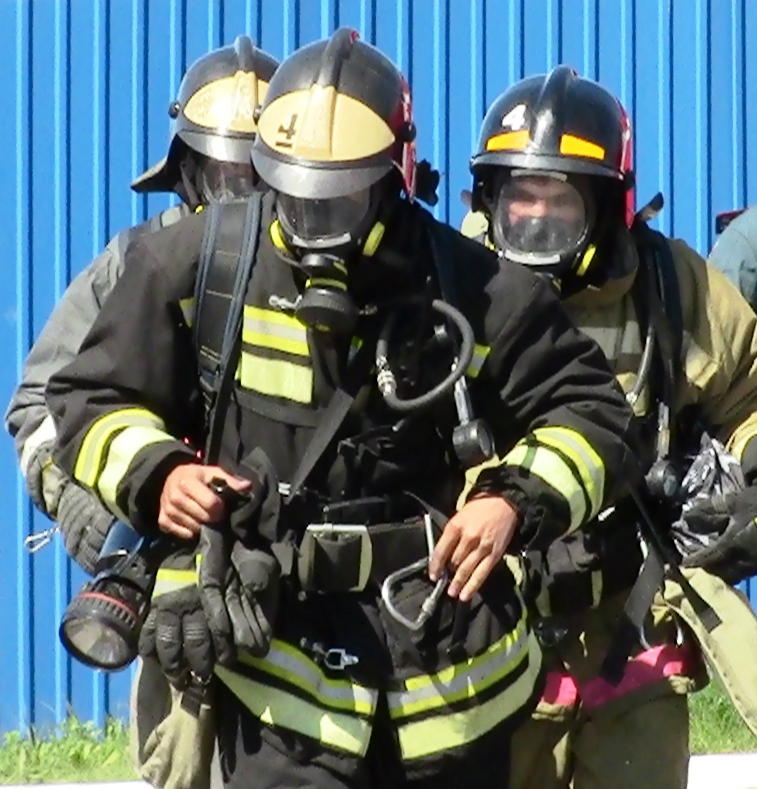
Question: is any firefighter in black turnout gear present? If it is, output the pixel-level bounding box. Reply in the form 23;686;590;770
47;30;641;789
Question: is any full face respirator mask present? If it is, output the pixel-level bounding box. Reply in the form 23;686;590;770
270;185;387;335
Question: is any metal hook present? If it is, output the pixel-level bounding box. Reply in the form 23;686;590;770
381;557;448;631
24;525;59;554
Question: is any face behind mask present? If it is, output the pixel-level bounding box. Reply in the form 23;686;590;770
488;170;594;273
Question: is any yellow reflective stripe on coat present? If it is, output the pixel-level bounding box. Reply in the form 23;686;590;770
503;442;588;531
152;568;199;598
237;638;376;714
215;664;373;756
74;408;168;488
465;344;491;379
239;352;313;403
387;611;531;718
533;426;605;521
242;306;309;356
97;426;176;518
394;630;543;761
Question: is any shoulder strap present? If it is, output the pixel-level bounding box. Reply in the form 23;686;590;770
631;224;683;403
284;324;380;503
194;194;263;463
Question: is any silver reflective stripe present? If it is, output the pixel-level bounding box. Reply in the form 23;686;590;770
20;414;57;477
387;615;530;717
577;320;642;363
239;639;376;713
242;306;309;357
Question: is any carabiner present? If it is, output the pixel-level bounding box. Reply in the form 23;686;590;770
24;525;59;554
381;557;448;632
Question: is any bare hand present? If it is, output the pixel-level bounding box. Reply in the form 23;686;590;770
429;496;519;602
158;464;251;539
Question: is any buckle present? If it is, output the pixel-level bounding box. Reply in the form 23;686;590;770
322;648;359;671
298;522;373;592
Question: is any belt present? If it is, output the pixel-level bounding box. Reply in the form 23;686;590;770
290;493;447;595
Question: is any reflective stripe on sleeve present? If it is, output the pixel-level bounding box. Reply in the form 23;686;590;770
96;425;176;518
74;408;169;488
503;442;588;531
533;426;605;523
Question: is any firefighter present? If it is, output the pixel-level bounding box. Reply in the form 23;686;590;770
47;31;641;789
709;206;757;312
5;35;279;574
462;65;757;789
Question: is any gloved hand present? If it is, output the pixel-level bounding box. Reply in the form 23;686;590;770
57;482;116;576
198;526;280;665
139;550;214;687
681;487;757;584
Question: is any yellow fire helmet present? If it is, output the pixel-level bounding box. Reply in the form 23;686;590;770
251;27;417;201
131;36;279;195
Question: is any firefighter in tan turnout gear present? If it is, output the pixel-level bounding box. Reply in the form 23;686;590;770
47;33;641;788
461;64;757;789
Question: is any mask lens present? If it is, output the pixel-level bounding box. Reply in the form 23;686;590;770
276;188;372;247
492;174;588;265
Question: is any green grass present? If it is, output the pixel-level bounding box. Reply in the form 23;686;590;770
0;717;135;785
0;683;753;784
690;680;757;754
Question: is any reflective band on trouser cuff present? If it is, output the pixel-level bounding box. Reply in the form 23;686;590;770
74;408;168;487
465;344;491;379
96;426;177;520
215;637;378;756
242;305;309;356
388;615;543;761
152;568;199;598
579;643;699;709
503;442;588;532
239;351;313;404
532;426;605;525
19;414;57;477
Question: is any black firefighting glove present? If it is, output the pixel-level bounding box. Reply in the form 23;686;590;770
197;527;281;664
138;549;214;687
681;487;757;585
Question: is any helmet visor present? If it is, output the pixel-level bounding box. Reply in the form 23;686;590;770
190;151;257;203
491;172;590;266
276;187;373;248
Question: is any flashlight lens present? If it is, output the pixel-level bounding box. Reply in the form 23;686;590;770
61;617;132;669
59;592;140;671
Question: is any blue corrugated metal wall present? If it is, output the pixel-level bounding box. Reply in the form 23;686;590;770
1;0;755;734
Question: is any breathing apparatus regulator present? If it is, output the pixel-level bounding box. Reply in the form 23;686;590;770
59;521;165;671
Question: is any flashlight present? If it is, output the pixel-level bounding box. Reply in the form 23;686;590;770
59;521;163;672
